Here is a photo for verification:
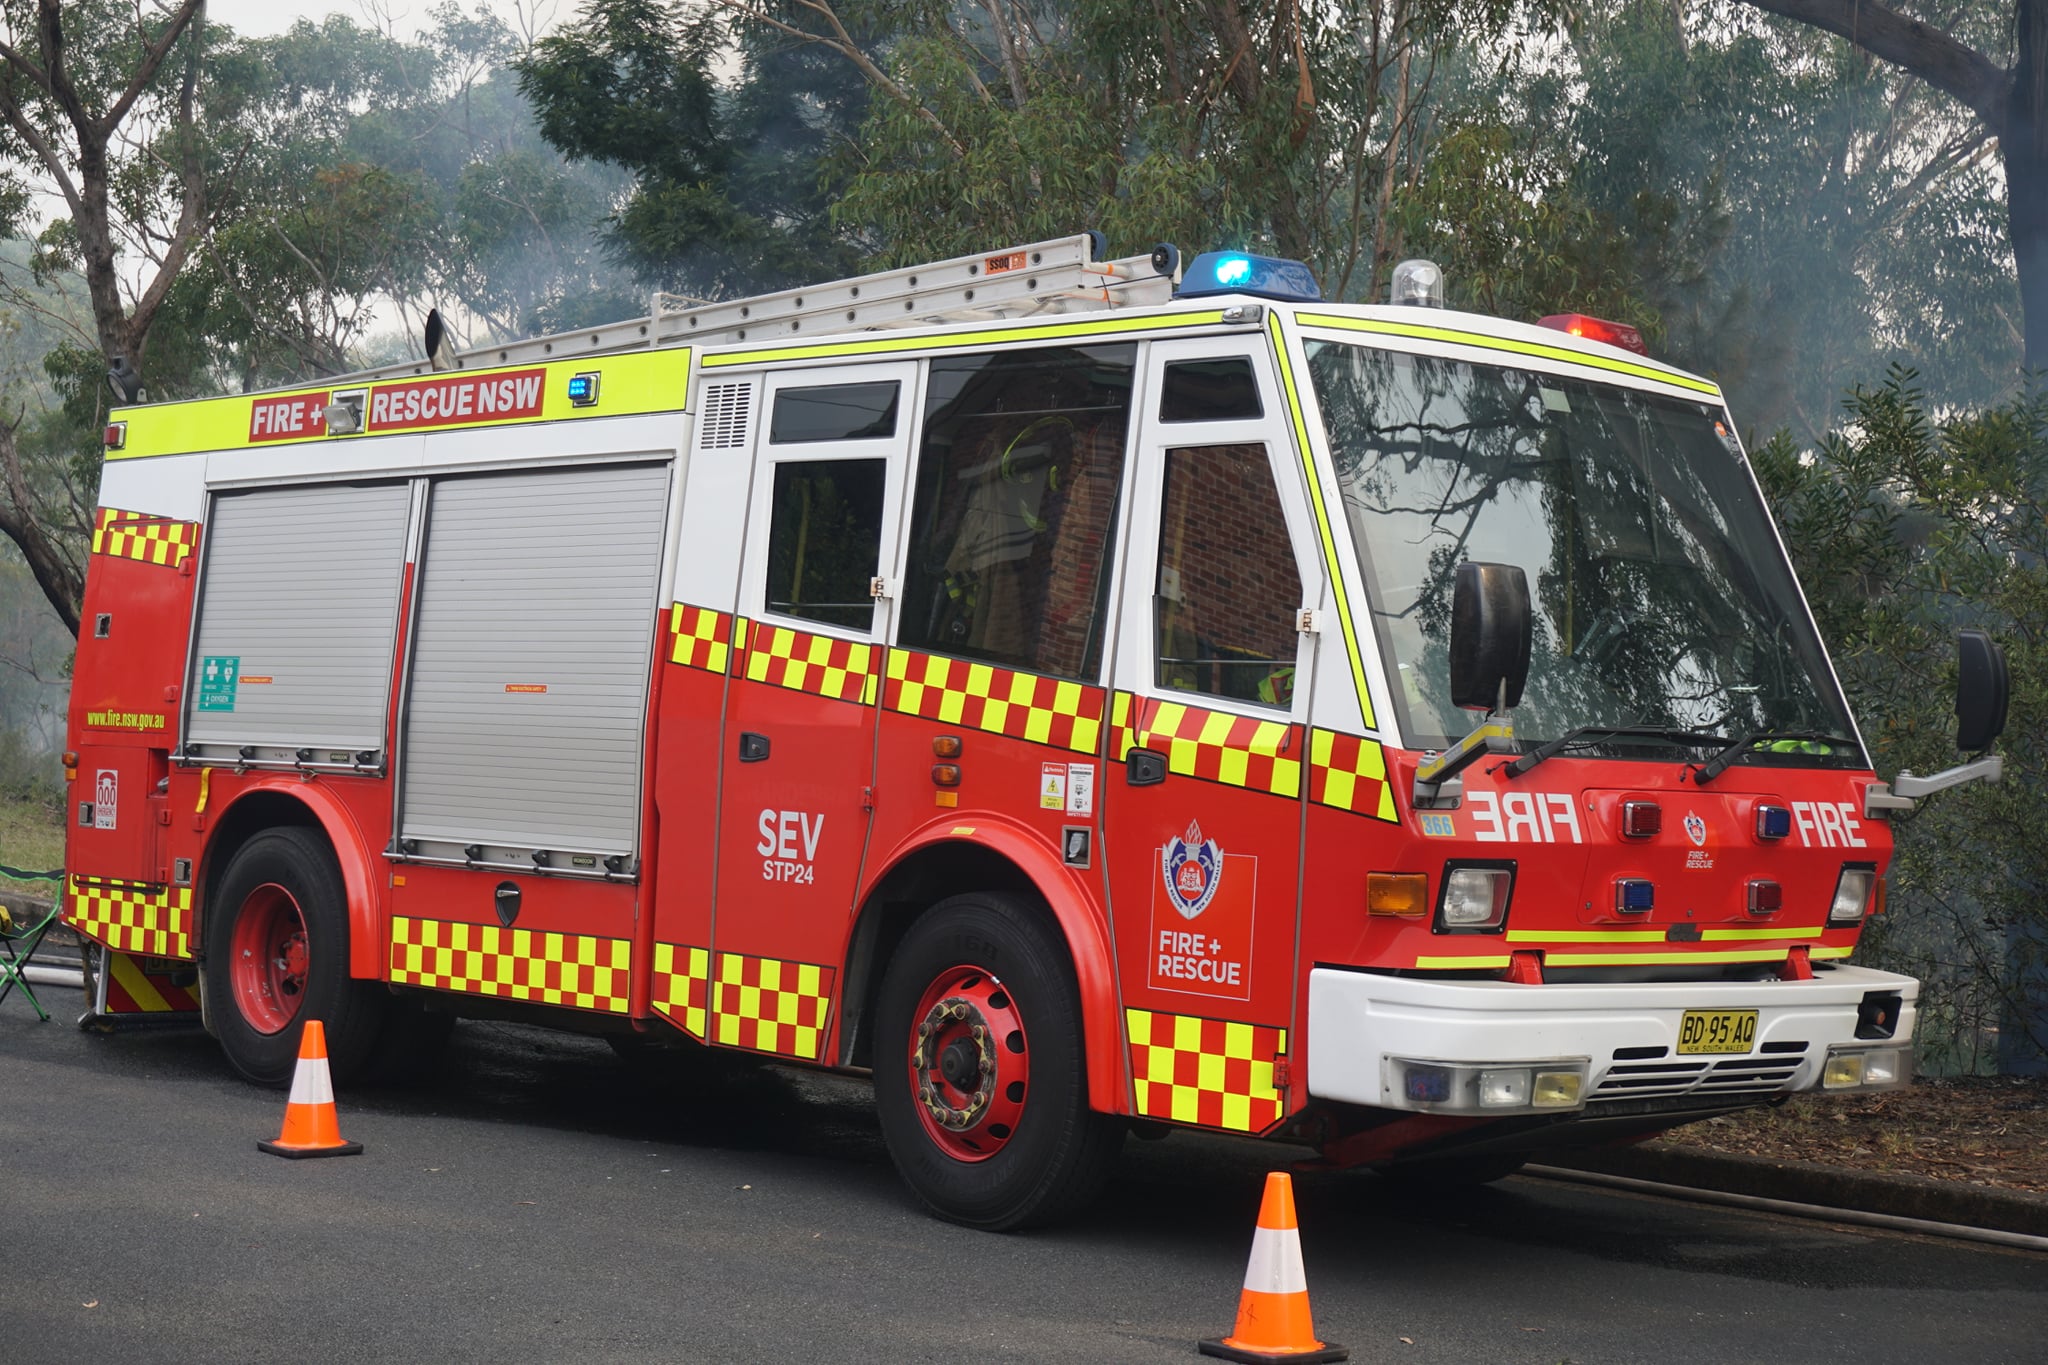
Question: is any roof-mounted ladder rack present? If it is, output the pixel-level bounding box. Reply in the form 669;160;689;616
337;232;1180;384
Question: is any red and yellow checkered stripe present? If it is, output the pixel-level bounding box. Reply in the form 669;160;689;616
742;621;879;705
652;945;835;1059
884;649;1104;754
388;916;630;1013
1110;692;1302;798
650;942;711;1040
1308;728;1399;822
92;507;196;568
65;877;193;959
669;603;739;674
1126;1008;1288;1134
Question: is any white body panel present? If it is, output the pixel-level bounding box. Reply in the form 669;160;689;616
1306;963;1918;1108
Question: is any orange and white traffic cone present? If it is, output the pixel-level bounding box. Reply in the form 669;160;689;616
1199;1172;1346;1363
258;1020;364;1159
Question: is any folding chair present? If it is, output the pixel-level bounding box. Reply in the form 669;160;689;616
0;901;60;1021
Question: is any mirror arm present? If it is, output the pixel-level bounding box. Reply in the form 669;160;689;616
1414;714;1517;808
1864;754;2004;818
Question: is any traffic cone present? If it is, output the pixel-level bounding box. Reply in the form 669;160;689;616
1199;1172;1346;1363
258;1020;364;1158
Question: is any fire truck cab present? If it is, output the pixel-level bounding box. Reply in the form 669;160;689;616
64;234;2006;1228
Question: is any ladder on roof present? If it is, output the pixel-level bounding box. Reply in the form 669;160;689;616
338;233;1180;384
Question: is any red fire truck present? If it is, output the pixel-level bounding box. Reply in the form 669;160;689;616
63;235;2007;1228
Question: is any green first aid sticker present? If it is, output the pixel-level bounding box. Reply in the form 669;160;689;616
198;655;240;712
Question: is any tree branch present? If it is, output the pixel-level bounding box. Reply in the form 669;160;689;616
1739;0;2010;133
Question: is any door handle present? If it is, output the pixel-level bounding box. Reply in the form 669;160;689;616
1125;748;1166;786
739;732;770;762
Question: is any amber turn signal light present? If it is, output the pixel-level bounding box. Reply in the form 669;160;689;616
1367;872;1428;917
931;764;961;787
932;735;962;758
62;750;78;781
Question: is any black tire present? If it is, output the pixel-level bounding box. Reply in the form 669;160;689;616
1380;1152;1528;1189
203;826;387;1087
873;891;1123;1230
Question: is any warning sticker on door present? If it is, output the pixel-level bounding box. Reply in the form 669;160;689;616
1040;762;1096;815
1149;821;1255;1000
93;769;117;830
198;656;240;711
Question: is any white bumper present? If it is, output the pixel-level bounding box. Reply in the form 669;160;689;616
1306;964;1917;1110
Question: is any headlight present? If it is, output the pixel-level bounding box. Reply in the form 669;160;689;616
1829;864;1878;925
1822;1044;1911;1091
1387;1057;1588;1113
1439;864;1514;931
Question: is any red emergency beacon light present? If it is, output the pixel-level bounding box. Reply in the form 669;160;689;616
1539;312;1647;355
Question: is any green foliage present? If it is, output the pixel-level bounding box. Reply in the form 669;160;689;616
517;0;867;296
1550;2;2018;438
1761;372;2048;1069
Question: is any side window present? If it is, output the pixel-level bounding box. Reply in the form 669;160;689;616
1159;358;1263;422
900;344;1135;679
1156;443;1301;707
770;381;900;444
763;459;887;629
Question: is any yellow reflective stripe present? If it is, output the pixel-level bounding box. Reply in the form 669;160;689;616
110;349;693;461
1294;312;1721;397
700;308;1231;368
1811;945;1854;959
1545;948;1810;966
1415;955;1512;969
1700;926;1830;941
1267;311;1375;729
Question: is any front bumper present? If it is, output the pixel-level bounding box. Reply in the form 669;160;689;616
1307;963;1917;1113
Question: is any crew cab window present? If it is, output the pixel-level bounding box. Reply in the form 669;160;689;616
1155;443;1301;706
899;344;1135;679
763;459;887;629
769;381;901;444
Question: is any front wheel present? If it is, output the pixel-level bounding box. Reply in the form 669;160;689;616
873;892;1122;1230
203;827;386;1087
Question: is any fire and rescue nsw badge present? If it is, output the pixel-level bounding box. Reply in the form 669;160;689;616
1150;820;1256;1001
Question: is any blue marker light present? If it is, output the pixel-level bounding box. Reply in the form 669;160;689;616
566;371;601;407
1174;250;1322;302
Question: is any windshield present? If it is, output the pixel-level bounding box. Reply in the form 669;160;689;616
1305;340;1859;762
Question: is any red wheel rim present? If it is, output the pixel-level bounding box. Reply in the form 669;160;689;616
229;882;309;1035
907;964;1028;1162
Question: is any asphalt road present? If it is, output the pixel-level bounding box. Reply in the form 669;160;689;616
3;996;2043;1365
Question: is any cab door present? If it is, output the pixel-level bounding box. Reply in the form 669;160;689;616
710;363;917;1060
1100;336;1323;1135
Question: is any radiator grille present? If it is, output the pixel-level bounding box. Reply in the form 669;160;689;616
1590;1044;1810;1101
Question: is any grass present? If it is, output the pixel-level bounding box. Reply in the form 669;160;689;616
0;791;65;899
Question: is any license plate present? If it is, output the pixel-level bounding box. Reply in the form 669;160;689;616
1678;1009;1758;1055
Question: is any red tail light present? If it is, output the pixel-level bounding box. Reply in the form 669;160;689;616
1620;800;1662;838
1538;313;1647;356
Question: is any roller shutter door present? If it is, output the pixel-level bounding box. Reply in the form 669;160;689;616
185;481;411;760
398;462;670;864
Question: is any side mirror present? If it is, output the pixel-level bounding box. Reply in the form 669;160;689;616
1955;628;2008;753
1448;562;1531;713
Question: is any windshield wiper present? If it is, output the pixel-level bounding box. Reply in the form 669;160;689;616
1694;728;1859;784
1506;725;1731;778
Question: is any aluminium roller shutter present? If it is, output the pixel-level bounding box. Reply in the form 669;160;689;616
185;481;412;756
397;462;670;861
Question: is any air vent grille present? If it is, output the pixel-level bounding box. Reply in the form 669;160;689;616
698;382;754;450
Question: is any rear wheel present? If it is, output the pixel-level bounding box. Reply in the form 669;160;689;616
203;827;386;1087
873;892;1122;1230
